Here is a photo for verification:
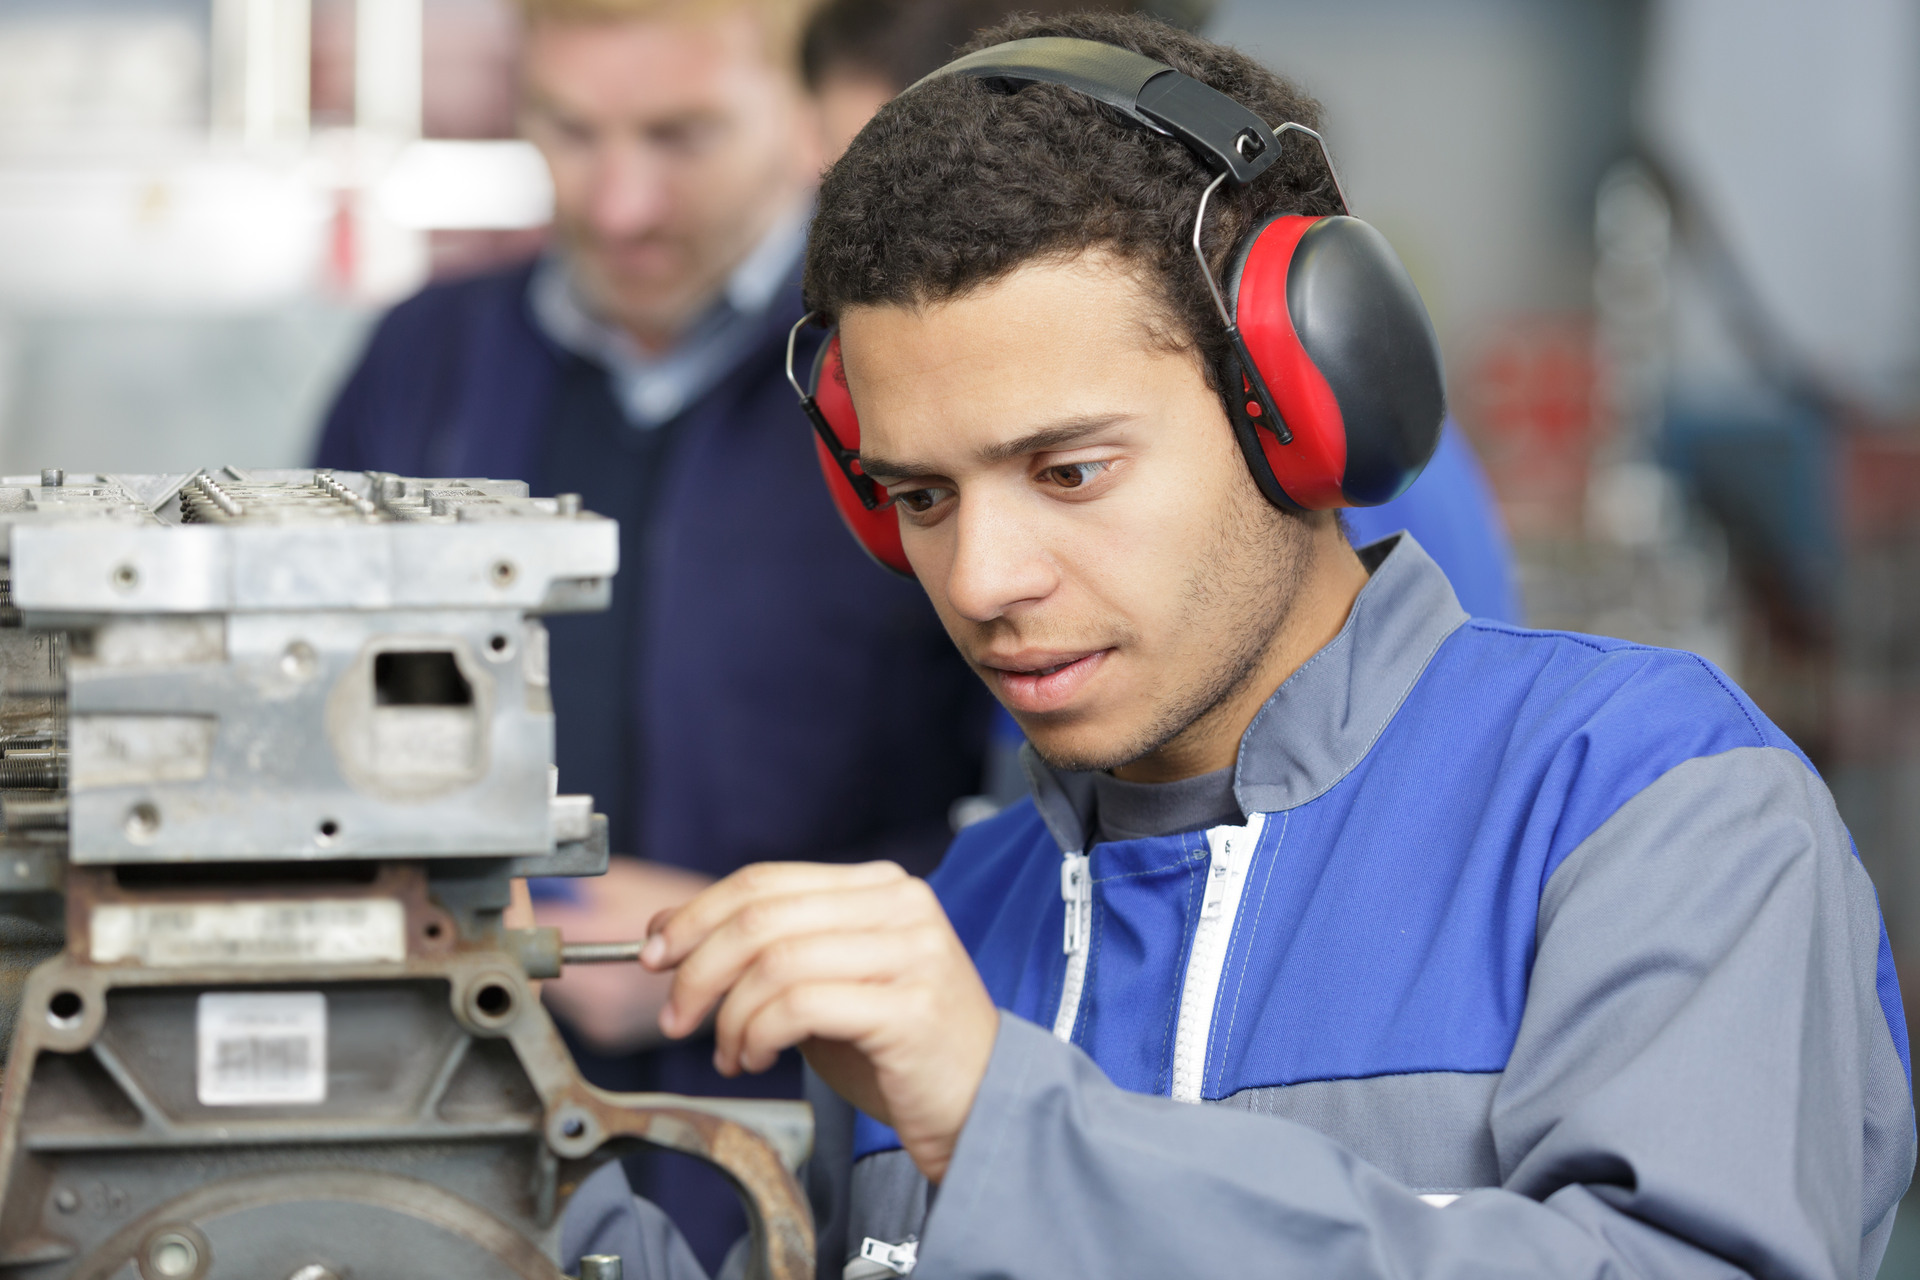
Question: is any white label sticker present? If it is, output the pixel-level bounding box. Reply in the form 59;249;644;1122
196;992;327;1106
91;900;406;968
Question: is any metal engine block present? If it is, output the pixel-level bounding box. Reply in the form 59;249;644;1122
0;469;812;1280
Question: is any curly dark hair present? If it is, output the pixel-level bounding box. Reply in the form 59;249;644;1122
802;10;1342;402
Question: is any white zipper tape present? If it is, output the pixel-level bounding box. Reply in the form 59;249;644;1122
1170;814;1266;1103
1053;852;1091;1041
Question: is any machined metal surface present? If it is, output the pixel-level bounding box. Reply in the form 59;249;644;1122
0;471;814;1280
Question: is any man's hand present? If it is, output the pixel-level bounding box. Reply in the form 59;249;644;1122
536;857;714;1052
640;861;999;1184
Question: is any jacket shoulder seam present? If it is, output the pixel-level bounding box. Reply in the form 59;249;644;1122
1462;622;1769;748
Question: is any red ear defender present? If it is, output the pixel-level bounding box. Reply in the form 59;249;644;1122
794;328;914;577
1224;214;1446;510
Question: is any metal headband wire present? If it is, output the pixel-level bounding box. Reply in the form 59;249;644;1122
1274;122;1351;215
785;311;892;510
1190;121;1351;338
784;311;819;401
1192;171;1237;335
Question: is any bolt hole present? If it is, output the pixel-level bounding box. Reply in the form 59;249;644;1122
560;1114;587;1139
424;920;443;940
489;560;516;587
488;632;511;654
474;982;513;1019
47;990;83;1028
124;802;160;843
148;1232;198;1279
280;640;318;681
110;563;139;592
316;818;340;843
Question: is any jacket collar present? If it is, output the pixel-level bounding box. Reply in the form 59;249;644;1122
1022;534;1468;853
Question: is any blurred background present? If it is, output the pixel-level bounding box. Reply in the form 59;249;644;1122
0;0;1915;1268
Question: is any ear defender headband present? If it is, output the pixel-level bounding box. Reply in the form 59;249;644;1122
787;36;1447;576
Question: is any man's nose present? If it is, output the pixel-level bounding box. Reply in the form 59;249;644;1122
583;143;671;239
941;490;1057;624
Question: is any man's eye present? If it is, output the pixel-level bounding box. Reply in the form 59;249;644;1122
655;119;725;155
897;488;947;514
1043;462;1108;489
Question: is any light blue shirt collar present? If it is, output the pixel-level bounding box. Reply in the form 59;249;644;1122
529;199;810;429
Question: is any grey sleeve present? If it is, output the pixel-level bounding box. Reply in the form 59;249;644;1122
560;1160;712;1280
805;1065;858;1280
915;746;1915;1280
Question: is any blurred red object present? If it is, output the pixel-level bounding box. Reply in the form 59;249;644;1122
1455;316;1606;537
1840;424;1920;547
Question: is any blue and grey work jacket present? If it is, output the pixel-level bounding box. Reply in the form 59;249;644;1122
569;534;1916;1280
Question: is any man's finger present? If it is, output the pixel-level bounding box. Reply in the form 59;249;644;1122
722;980;910;1077
711;926;938;1072
640;860;907;969
659;877;934;1037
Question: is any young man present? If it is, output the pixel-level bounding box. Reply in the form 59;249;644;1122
578;12;1914;1279
318;0;991;1265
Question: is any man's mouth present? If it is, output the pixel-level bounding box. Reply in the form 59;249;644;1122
981;649;1112;714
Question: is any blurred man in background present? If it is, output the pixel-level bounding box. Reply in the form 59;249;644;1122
802;0;1519;626
315;0;991;1264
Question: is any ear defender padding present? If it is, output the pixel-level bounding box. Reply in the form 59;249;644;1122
1225;214;1446;509
807;334;914;577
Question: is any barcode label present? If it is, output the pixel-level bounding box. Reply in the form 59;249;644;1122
196;992;326;1106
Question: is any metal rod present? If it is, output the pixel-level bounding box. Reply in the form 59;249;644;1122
314;470;379;517
0;751;64;790
561;941;648;965
191;473;244;519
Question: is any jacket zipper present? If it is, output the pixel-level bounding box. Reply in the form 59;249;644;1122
1053;851;1091;1041
1170;814;1266;1103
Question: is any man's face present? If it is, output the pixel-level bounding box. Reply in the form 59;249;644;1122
844;256;1323;779
521;10;818;349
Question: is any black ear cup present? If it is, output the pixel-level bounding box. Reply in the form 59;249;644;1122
1226;214;1446;510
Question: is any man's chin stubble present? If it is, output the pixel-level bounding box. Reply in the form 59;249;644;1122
1025;634;1280;776
1028;500;1310;778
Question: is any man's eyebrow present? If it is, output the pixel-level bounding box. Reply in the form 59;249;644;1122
860;415;1130;483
